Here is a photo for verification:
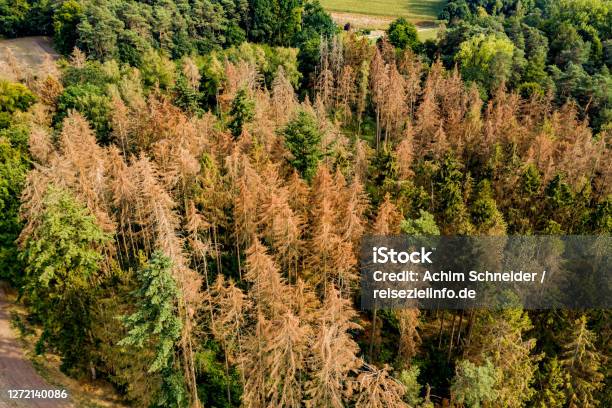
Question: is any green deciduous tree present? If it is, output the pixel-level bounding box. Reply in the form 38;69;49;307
0;80;36;119
20;186;110;371
386;18;419;51
0;133;28;282
52;0;84;54
456;33;515;94
400;210;440;236
451;359;498;408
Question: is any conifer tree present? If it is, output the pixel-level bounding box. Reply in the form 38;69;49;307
271;67;298;125
470;180;507;235
119;252;187;407
282;110;324;182
228;87;255;138
373;193;402;235
263;311;311;407
380;64;406;145
464;308;540;407
369;49;388;149
244;238;289;315
355;364;408;408
559;315;604;408
532;358;566;408
306;287;362;408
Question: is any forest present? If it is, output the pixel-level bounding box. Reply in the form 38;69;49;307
0;0;610;407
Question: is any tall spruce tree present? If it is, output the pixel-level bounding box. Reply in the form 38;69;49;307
228;87;255;138
282;110;324;182
119;252;187;408
559;315;604;408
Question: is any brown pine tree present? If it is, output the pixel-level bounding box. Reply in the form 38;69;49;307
381;64;407;146
244;238;289;315
354;364;408;408
372;193;402;235
306;287;362;408
370;49;389;149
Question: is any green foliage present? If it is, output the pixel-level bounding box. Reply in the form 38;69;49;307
119;252;187;407
387;17;419;50
173;75;202;115
0;82;33;283
0;132;28;282
456;33;515;94
195;342;243;408
223;42;301;87
52;0;83;54
466;307;539;407
282;110;324;181
0;80;36;117
470;180;506;234
139;49;176;89
228;88;255;138
559;315;605;407
451;359;498;408
400;210;440;236
369;147;398;202
296;0;337;43
21;186;110;371
397;365;422;406
0;0;31;36
0;0;53;37
249;0;304;46
532;358;566;408
119;252;182;373
61;59;118;88
196;53;225;103
440;0;611;130
55;83;112;142
432;155;473;234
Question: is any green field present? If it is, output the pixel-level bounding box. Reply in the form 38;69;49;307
320;0;446;22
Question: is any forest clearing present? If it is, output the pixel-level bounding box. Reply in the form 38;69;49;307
323;0;444;39
0;37;59;81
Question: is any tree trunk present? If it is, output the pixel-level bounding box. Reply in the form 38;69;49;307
447;312;457;362
438;310;445;349
369;306;378;362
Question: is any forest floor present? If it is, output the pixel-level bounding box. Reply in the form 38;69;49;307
0;284;126;408
0;37;59;81
0;285;70;407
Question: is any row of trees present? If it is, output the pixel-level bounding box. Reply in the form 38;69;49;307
436;0;611;131
0;0;336;59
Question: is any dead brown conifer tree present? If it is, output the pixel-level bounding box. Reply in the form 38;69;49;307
306;287;362;408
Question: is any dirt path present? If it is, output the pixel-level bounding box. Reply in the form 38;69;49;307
0;288;71;408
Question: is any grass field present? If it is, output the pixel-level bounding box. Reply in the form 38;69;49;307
321;0;446;21
322;0;446;38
